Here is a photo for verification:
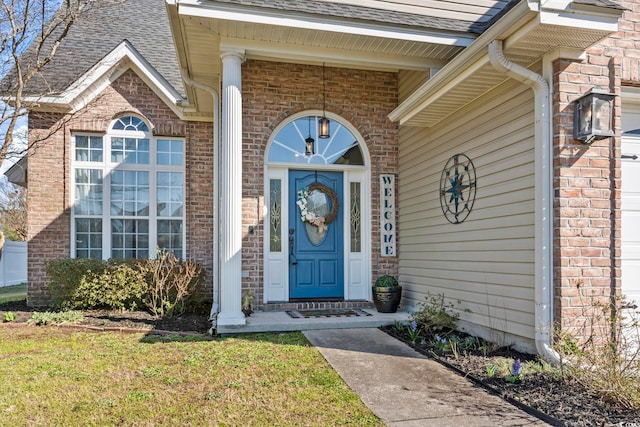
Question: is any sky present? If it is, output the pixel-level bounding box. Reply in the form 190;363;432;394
0;1;60;182
0;101;27;175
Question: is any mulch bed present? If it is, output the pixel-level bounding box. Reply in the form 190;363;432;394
0;300;211;335
381;325;640;427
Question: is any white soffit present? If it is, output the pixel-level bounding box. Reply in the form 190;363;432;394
390;2;623;128
176;0;475;46
167;4;219;117
174;0;474;72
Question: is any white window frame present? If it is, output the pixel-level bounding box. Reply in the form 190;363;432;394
71;115;186;260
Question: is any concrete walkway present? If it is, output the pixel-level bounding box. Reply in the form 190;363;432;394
304;328;550;427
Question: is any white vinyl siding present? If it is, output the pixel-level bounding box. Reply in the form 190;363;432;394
398;79;536;344
399;70;430;104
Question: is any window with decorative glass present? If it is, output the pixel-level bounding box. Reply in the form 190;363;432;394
350;182;361;253
267;115;364;165
72;116;185;260
269;179;282;252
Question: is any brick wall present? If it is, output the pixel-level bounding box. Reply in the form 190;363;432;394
28;62;399;309
27;69;214;306
27;112;68;306
242;60;399;306
551;2;640;334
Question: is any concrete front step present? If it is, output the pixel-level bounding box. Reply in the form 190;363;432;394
215;308;410;334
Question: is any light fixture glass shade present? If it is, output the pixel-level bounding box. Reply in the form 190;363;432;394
573;87;615;144
318;116;330;139
305;136;315;156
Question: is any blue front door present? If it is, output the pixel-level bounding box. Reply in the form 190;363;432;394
289;170;344;299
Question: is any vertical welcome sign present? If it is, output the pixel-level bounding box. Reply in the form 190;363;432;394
380;174;396;257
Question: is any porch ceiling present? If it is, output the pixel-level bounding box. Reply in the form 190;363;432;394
167;0;482;117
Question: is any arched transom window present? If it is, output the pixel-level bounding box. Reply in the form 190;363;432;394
112;115;150;132
268;115;364;165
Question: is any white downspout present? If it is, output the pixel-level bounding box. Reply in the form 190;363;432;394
488;40;560;364
180;69;221;331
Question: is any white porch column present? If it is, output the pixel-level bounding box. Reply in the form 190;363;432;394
217;49;246;326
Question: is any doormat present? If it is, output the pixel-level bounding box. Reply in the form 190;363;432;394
285;308;373;319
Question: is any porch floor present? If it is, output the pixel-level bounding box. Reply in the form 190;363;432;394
216;308;410;335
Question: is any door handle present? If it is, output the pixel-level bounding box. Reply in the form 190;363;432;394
289;228;297;265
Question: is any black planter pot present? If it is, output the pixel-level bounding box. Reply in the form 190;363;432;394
372;286;402;313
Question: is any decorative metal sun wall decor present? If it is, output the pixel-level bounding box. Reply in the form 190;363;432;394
439;153;477;224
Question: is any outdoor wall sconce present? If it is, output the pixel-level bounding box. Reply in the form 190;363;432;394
318;62;330;139
573;87;615;144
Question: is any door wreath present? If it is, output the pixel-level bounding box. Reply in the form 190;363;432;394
296;182;339;232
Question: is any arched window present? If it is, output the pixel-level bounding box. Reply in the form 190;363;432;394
72;115;185;260
267;115;364;165
112;115;150;132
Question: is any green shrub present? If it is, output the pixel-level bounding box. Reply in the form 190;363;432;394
45;258;105;306
410;292;460;334
374;274;398;288
28;311;84;326
44;254;204;316
70;263;149;311
3;311;16;322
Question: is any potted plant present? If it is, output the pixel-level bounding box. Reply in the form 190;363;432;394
372;274;402;313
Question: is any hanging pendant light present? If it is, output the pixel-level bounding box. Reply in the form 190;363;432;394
305;116;315;156
319;62;330;139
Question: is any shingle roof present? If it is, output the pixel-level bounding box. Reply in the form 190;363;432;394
5;0;623;100
5;0;185;98
573;0;625;9
204;0;486;34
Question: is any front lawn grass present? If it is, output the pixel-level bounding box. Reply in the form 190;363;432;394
0;327;381;426
0;283;26;304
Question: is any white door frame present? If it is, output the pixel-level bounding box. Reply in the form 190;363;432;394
262;110;371;303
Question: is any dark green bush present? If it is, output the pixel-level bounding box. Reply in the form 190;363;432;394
374;274;398;288
45;255;205;316
71;263;149;311
45;258;105;306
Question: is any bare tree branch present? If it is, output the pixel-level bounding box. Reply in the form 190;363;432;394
0;0;105;167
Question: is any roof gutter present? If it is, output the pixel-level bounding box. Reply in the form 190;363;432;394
179;68;222;333
488;40;560;364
